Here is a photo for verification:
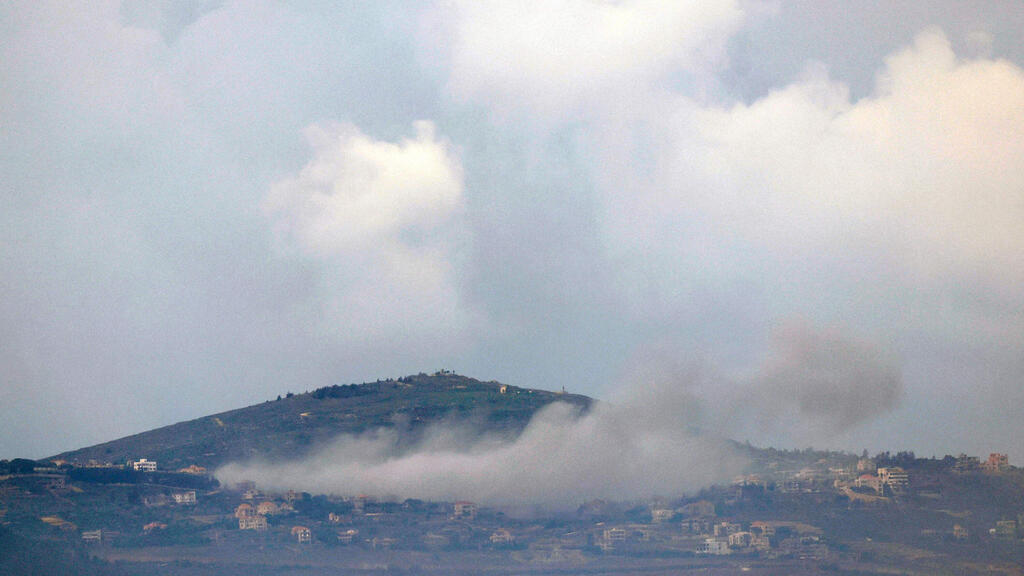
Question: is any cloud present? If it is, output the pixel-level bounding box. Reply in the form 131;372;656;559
651;30;1024;283
423;0;743;119
262;121;475;356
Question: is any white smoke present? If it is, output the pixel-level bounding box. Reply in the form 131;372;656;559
217;379;743;507
216;323;899;505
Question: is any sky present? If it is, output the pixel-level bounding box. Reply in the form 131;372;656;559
2;1;1023;465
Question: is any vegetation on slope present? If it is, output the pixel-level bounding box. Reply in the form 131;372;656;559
51;373;591;471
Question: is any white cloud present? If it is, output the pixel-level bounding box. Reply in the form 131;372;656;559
424;0;743;119
651;30;1024;284
262;121;474;357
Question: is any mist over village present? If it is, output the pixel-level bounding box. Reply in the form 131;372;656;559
2;1;1024;575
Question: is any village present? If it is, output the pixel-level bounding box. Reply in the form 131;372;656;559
2;448;1022;574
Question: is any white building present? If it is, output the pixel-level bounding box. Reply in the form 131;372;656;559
697;538;731;555
172;490;196;504
130;459;157;472
238;516;268;531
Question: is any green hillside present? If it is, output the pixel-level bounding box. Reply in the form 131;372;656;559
50;373;592;471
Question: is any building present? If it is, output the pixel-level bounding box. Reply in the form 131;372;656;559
178;465;206;474
256;501;279;515
855;474;883;493
172;491;196;505
697;538;731;555
130;459;157;472
992;520;1016;539
877;467;908;491
453;501;477;520
856;458;876;473
291;526;312;543
82;530;102;543
983;453;1009;472
238;516;267;531
728;531;753;548
953;524;969;540
954;454;980;473
336;529;358;544
651;508;674;523
235;503;256;518
714;522;742;537
750;521;776;537
682;517;713;536
143;522;167;533
490;529;514;545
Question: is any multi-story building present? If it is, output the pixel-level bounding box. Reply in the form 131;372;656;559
453;501;477;520
238;516;267;531
983;453;1009;472
129;459;157;472
877;467;909;491
697;538;731;555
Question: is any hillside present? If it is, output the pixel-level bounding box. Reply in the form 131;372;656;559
50;373;592;471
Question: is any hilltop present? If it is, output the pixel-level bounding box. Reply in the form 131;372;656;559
50;373;592;471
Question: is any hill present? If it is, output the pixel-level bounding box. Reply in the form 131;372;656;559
50;373;592;472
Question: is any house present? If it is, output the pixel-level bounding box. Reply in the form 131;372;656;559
714;522;742;537
178;465;207;474
423;532;450;549
697;538;731;555
235;503;255;518
992;520;1016;539
750;521;776;537
599;527;627;551
983;453;1009;472
336;529;358;544
953;524;969;540
172;491;196;505
856;458;876;473
682;517;712;536
238;516;267;531
651;508;674;523
82;529;102;542
453;501;477;520
728;531;753;548
954;454;980;473
142;522;167;533
256;501;279;515
855;473;883;493
490;529;514;545
291;525;312;543
242;488;260;500
130;459;157;472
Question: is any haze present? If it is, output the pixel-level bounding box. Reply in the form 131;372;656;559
2;1;1023;465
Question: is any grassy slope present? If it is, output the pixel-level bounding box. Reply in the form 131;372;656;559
51;373;592;471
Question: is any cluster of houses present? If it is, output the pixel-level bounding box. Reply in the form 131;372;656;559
234;490;298;534
16;450;1013;558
